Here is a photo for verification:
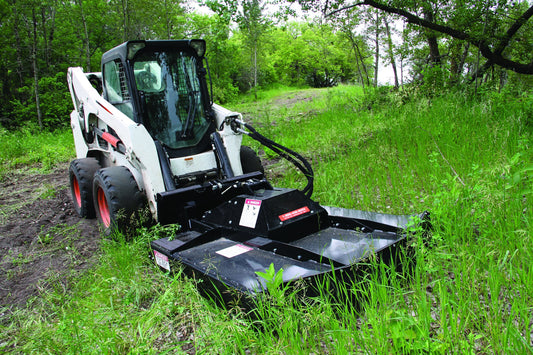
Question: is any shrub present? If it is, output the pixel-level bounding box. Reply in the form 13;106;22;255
10;72;72;130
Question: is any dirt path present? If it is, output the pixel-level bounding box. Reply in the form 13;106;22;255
0;163;101;309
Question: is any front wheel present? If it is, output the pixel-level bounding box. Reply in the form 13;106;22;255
69;158;101;218
240;146;264;175
93;166;146;233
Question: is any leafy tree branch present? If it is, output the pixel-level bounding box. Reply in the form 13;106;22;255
324;0;533;74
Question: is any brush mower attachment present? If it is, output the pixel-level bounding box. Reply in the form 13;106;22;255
151;185;429;305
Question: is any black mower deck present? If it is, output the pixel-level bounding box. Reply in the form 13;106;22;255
151;187;428;304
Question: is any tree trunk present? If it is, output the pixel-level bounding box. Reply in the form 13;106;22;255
352;38;371;87
426;36;440;65
164;0;172;39
121;0;129;41
340;1;533;74
352;43;364;88
40;6;56;69
459;42;470;76
449;41;459;80
423;8;441;65
12;2;24;87
344;29;368;87
31;9;43;129
373;11;380;87
383;17;399;88
40;7;49;68
76;0;91;71
253;41;258;88
400;56;403;86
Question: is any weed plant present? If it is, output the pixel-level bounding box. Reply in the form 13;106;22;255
1;85;531;353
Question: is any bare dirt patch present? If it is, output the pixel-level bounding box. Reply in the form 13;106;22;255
271;90;321;108
0;163;101;310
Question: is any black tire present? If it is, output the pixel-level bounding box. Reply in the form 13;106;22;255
93;166;146;233
69;158;101;218
240;145;264;175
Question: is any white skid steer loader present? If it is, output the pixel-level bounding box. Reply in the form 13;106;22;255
67;40;429;305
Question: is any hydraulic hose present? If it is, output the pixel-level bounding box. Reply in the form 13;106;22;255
235;119;314;198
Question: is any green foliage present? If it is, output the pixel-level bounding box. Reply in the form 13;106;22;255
418;64;451;96
505;135;533;197
186;13;242;103
2;0;530;131
0;0;191;131
255;263;285;299
265;23;358;88
211;77;240;104
10;73;72;130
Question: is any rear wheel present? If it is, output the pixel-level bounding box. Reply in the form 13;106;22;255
93;166;146;233
69;158;101;218
240;145;264;175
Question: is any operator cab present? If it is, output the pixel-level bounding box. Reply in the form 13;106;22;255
101;40;214;158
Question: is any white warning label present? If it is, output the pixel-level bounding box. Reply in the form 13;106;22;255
153;250;170;271
216;244;253;258
239;199;262;228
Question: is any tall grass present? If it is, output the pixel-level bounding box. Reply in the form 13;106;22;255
1;86;531;353
233;85;532;352
0;126;75;175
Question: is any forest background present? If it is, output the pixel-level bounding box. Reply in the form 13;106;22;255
1;0;532;131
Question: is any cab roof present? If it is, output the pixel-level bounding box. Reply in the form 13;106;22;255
101;40;207;65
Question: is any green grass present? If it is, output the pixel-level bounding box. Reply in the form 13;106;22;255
0;126;75;178
1;85;532;353
235;86;533;352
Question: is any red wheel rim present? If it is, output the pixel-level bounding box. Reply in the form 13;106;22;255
97;187;111;227
72;177;81;207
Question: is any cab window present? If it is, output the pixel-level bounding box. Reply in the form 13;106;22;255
103;59;133;119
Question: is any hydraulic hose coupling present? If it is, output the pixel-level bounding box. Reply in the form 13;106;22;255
232;117;248;135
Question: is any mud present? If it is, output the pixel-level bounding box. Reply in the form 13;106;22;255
0;163;101;310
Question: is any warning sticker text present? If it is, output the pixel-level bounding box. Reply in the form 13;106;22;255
279;206;310;221
154;250;170;271
239;199;262;228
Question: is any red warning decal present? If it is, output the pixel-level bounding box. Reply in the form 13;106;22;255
279;206;310;221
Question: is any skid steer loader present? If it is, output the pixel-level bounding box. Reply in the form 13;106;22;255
67;39;428;303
